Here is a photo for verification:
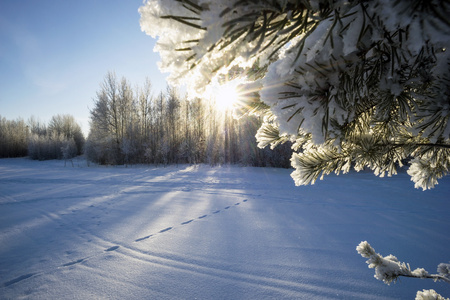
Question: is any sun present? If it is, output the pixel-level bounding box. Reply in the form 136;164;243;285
213;79;244;111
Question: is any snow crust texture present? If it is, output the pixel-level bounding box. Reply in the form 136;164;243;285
0;158;449;299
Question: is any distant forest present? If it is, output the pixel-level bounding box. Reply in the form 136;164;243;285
0;72;291;168
0;114;85;161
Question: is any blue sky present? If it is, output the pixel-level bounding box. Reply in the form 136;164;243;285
0;0;166;135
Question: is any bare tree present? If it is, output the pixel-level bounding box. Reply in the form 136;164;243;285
0;116;28;158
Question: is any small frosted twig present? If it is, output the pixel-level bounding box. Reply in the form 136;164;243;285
356;241;450;285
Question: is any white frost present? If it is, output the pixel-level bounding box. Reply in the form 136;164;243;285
416;289;449;300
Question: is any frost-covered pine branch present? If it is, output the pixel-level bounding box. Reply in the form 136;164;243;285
140;0;450;189
416;289;450;300
357;241;450;288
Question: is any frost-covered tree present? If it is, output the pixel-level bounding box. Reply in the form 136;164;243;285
61;138;77;167
139;0;449;190
0;116;28;158
26;115;83;161
48;114;85;155
88;72;132;164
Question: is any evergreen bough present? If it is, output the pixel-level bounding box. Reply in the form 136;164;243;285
140;0;449;190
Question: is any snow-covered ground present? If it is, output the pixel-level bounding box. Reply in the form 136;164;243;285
0;158;449;299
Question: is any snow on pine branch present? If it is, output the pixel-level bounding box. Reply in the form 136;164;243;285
139;0;282;98
140;0;450;189
356;241;450;285
416;289;449;300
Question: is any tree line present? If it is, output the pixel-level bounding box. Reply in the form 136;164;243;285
85;72;291;167
0;114;85;160
1;72;291;168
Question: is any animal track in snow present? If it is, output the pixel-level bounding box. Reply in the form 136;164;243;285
105;246;120;252
1;199;249;288
62;258;86;267
135;235;152;242
58;244;120;270
159;227;172;233
133;199;249;243
3;273;36;287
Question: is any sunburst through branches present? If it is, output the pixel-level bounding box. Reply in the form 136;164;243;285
207;78;246;111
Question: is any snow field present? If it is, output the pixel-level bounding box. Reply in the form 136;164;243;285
0;158;449;299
